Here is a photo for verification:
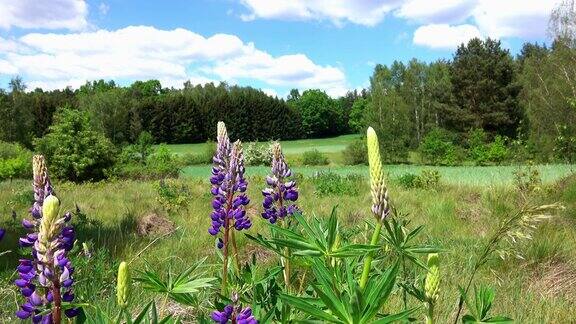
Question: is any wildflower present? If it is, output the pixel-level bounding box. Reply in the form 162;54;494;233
208;122;251;241
0;228;4;241
116;261;130;308
424;253;440;324
211;294;258;324
261;142;299;224
16;155;77;323
367;127;389;221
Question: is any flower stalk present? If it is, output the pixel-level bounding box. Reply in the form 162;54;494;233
15;155;78;323
208;122;251;294
359;127;390;290
262;142;299;291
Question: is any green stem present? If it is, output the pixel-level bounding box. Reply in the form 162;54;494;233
426;302;434;324
359;221;383;290
230;230;241;275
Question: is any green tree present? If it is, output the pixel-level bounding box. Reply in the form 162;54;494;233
365;64;412;162
293;89;341;138
35;106;116;182
349;97;368;133
450;38;522;138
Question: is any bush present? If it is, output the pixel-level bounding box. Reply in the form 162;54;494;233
467;128;489;165
342;139;367;165
111;144;181;180
554;124;576;162
486;135;509;163
0;141;32;180
35;107;116;182
155;179;190;213
396;169;441;189
181;140;216;165
418;129;459;166
302;149;329;166
312;171;363;196
244;142;272;166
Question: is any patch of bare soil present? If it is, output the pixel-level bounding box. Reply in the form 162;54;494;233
137;212;175;236
529;261;576;302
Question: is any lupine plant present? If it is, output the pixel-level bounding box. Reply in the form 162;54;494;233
15;155;79;323
208;122;252;293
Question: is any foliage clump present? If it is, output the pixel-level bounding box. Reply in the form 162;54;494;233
301;149;329;166
35;106;116;182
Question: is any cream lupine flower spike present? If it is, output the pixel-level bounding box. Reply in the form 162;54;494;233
116;261;130;308
367;127;390;221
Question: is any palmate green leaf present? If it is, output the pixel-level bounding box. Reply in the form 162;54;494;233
312;284;351;323
245;233;284;255
292;249;324;256
361;261;400;323
329;244;380;258
370;306;421;324
135;270;169;292
326;206;338;250
279;293;342;323
272;237;320;251
171;277;216;294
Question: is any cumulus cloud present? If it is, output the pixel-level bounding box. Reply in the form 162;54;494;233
0;0;88;30
239;0;403;26
413;24;482;49
238;0;558;49
397;0;477;24
0;26;348;95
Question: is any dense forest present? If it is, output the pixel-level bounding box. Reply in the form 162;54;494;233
1;31;575;164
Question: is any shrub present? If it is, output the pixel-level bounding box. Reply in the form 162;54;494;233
396;172;419;188
554;124;576;162
311;171;363;196
513;164;542;193
418;129;458;166
486;135;509;163
342;139;367;165
155;179;190;213
181;140;216;165
0;141;32;180
35;107;116;182
109;144;181;179
396;169;441;189
244;142;272;166
301;149;329;166
467;128;489;165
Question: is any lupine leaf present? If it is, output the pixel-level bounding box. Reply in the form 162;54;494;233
370;306;420;324
171;277;216;294
279;293;342;323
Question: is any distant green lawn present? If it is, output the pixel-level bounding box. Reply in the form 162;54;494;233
182;164;576;186
159;134;360;156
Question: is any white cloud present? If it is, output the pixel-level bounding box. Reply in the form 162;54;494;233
397;0;477;24
0;26;348;96
239;0;403;26
0;0;88;30
261;88;278;97
473;0;558;39
413;24;482;49
0;59;18;75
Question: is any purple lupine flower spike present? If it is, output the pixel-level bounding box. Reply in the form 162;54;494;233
16;155;78;323
261;142;299;224
208;122;251;247
211;292;258;324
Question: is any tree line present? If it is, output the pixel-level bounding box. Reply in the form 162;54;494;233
1;1;575;163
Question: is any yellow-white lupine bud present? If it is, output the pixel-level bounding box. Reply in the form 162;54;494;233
116;261;130;308
36;195;61;262
366;127;389;221
424;253;440;301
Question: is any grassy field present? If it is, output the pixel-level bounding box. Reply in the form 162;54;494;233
161;134;360;164
182;163;576;186
0;164;575;322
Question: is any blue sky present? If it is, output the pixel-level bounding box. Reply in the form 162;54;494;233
0;0;556;97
